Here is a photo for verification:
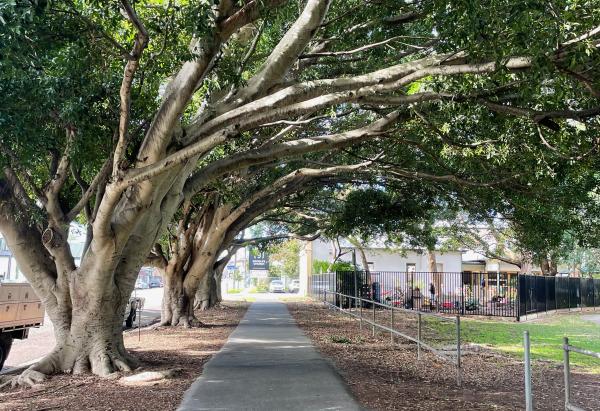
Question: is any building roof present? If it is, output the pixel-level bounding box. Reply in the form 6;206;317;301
328;237;460;252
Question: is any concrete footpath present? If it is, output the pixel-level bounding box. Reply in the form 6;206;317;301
178;301;362;411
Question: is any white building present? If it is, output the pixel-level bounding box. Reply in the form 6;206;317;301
0;225;87;283
298;238;463;295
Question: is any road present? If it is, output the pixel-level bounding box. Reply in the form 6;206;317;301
224;290;302;301
2;287;163;371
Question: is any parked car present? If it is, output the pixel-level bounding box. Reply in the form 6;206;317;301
135;279;149;289
269;280;285;293
288;279;300;293
148;277;163;288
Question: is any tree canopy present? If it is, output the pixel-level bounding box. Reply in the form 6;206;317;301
1;0;599;384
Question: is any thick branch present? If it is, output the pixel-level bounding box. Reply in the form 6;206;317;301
224;162;371;227
234;232;321;246
66;159;112;221
228;0;331;108
182;111;402;198
113;0;149;176
387;168;519;187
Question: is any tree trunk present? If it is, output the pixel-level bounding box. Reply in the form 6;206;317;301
549;259;558;276
159;263;199;327
185;205;231;311
540;257;558;276
213;263;226;304
192;262;223;311
209;275;219;307
348;238;371;284
194;268;214;311
19;271;137;382
429;250;443;300
519;252;533;274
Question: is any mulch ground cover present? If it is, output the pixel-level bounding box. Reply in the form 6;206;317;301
0;302;248;411
288;301;600;411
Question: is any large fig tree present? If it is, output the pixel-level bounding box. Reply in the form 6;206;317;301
1;0;598;384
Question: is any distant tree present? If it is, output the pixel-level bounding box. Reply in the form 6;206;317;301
268;240;302;279
312;259;353;274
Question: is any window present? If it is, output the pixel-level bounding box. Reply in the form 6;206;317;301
406;263;416;273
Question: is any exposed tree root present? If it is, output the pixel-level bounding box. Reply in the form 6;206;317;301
195;299;213;311
15;369;47;387
120;368;182;384
179;314;205;328
0;346;140;391
0;368;48;390
89;350;137;377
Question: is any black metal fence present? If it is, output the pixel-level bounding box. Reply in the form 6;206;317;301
308;271;600;319
519;275;600;317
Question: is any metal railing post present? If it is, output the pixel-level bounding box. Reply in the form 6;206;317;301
461;281;465;315
563;336;571;409
359;297;363;331
390;307;394;344
524;331;533;411
456;315;462;387
417;312;422;360
372;302;376;336
517;274;521;321
354;270;359;312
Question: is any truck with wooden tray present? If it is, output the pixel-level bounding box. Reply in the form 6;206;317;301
0;282;45;370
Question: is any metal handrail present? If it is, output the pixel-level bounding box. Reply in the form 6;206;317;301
563;337;599;411
323;289;462;386
332;290;456;321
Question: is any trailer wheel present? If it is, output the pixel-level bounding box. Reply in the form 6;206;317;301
0;334;13;371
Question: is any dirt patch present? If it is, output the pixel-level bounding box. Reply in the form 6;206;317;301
0;301;248;411
288;302;600;411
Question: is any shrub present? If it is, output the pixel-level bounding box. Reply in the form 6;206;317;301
329;335;352;344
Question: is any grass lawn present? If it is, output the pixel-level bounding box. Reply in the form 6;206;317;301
457;313;600;372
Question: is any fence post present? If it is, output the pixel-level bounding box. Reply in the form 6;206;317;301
372;302;376;337
516;275;521;321
461;281;465;315
563;336;571;409
354;269;359;312
417;312;422;360
568;280;571;312
545;276;548;315
456;315;462;387
359;297;363;331
524;331;533;411
390;307;394;344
